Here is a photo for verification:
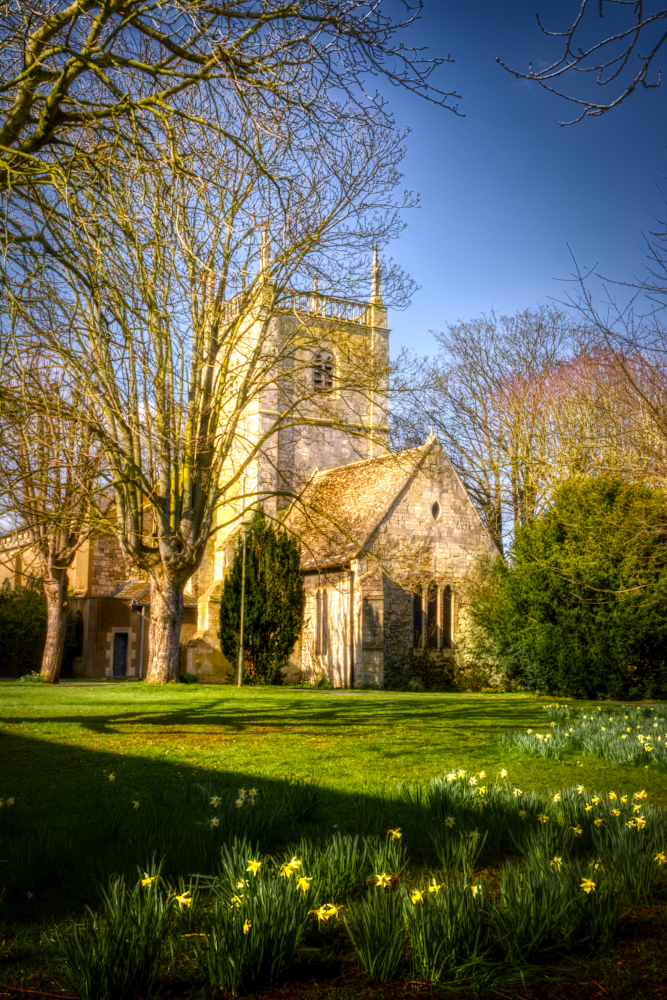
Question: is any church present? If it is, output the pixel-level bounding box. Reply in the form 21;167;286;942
0;261;497;685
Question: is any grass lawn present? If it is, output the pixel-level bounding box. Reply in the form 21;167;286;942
2;683;667;999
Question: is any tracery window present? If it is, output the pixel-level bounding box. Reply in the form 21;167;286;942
441;585;452;649
315;589;328;656
413;585;422;649
313;353;334;392
426;581;438;649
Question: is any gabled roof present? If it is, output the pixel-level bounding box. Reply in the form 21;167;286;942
283;443;430;571
113;580;197;607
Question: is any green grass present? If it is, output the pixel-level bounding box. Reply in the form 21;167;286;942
2;683;667;999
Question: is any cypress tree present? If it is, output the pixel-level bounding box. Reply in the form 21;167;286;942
219;508;305;684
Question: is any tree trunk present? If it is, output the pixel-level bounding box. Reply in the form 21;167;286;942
145;570;185;684
40;570;69;684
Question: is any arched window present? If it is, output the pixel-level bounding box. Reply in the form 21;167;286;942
316;589;328;656
427;582;438;649
441;585;452;649
413;585;422;649
313;353;334;392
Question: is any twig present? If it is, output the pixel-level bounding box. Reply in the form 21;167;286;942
1;985;76;999
589;980;609;995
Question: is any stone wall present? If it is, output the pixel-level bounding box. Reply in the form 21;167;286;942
91;535;142;596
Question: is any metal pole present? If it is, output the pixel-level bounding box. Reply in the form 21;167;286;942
237;529;247;686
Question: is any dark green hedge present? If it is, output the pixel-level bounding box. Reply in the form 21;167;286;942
0;584;82;677
469;477;667;700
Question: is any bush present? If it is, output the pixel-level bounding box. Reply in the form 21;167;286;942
468;477;667;699
0;582;81;677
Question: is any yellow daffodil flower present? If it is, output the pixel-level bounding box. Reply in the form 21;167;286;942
374;872;392;887
553;792;561;802
519;810;528;819
309;903;345;923
550;857;563;870
132;801;140;809
576;785;585;794
141;874;158;887
243;919;251;934
410;889;425;904
108;773;115;782
478;771;486;778
612;808;620;816
634;790;647;800
246;859;262;875
297;877;313;892
388;828;402;840
636;817;647;829
608;792;617;800
621;795;628;803
580;878;596;894
513;788;523;797
654;852;667;865
594;818;605;827
478;786;486;795
537;813;549;824
429;879;443;893
280;857;302;877
230;894;243;908
235;799;244;809
633;804;642;813
527;729;533;734
236;879;247;889
585;805;593;813
445;816;455;828
466;884;480;897
571;826;583;836
499;768;508;778
209;817;219;828
446;772;456;783
469;830;480;840
591;796;601;805
174;892;192;910
626;819;637;829
210;796;221;807
468;777;477;786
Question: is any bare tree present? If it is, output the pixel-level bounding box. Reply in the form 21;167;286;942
0;0;459;189
0;360;107;681
4;91;414;682
499;1;666;123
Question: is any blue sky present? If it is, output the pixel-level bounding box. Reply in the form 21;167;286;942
385;2;667;356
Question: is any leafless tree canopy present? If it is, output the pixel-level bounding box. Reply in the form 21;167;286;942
0;0;460;188
498;1;666;123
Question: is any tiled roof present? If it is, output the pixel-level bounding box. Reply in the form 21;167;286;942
113;581;197;607
283;444;429;571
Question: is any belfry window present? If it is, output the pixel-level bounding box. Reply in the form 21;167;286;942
427;582;438;649
313;353;334;391
315;590;328;656
413;585;422;649
441;585;452;649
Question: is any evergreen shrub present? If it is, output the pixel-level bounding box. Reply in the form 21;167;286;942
0;582;81;676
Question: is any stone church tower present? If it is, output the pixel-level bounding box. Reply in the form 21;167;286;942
185;252;393;676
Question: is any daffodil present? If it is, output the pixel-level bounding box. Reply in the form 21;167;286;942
174;892;192;909
209;817;219;828
410;889;425;904
468;776;477;786
429;879;443;893
388;828;402;840
621;795;628;804
235;799;244;808
446;772;456;783
626;819;637;829
478;786;486;795
469;830;480;840
297;877;313;892
499;768;508;778
550;856;563;870
466;884;480;897
478;770;486;778
236;879;247;889
608;792;617;800
210;796;221;807
621;735;628;740
576;785;585;794
585;805;593;813
519;810;528;819
243;919;251;934
246;859;262;875
634;790;647;800
513;788;523;797
141;874;158;887
230;894;243;908
654;852;667;865
571;825;583;836
7;797;14;805
445;816;455;828
108;773;115;782
633;804;642;813
636;817;647;830
310;903;345;923
580;878;596;894
132;801;140;809
553;792;561;802
612;808;620;817
374;872;392;887
594;818;605;827
537;813;549;824
591;796;601;805
280;857;302;877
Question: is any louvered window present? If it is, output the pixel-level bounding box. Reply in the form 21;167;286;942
313;354;334;391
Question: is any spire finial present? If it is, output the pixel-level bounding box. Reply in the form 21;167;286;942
370;246;382;304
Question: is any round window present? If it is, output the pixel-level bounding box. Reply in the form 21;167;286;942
431;501;441;521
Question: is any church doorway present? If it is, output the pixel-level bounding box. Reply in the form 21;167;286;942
112;632;128;676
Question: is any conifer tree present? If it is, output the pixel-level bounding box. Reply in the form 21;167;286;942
219;509;305;684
